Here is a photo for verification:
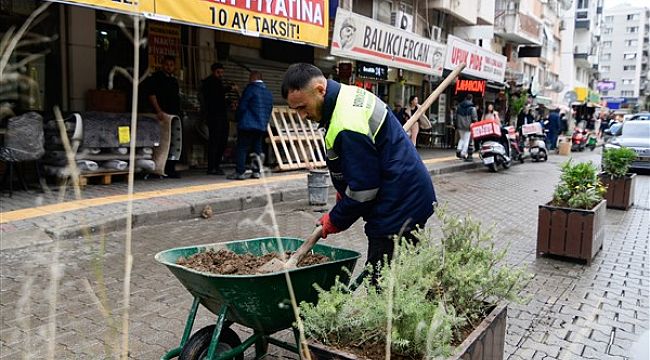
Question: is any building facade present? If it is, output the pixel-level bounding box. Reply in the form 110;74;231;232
599;5;650;111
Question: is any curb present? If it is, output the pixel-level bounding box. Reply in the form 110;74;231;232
9;160;484;245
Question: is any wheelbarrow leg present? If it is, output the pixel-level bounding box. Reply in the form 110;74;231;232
205;305;228;359
161;297;200;360
254;331;268;359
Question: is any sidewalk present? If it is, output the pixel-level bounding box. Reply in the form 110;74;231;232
0;149;480;247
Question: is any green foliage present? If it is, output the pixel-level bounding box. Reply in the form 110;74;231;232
602;147;637;179
299;209;531;358
509;94;528;117
552;160;606;209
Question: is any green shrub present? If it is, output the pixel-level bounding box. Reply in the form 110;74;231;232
299;208;530;358
602;147;637;179
551;160;606;210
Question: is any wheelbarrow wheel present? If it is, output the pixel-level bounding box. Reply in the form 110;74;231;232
179;325;243;360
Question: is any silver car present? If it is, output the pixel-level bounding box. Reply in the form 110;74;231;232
604;120;650;171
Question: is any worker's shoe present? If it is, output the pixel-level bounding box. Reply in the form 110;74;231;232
251;172;261;179
227;172;247;180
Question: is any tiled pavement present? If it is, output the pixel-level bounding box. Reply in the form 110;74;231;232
0;150;648;359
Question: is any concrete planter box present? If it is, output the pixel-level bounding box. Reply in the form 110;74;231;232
536;200;606;265
600;173;636;210
308;304;507;360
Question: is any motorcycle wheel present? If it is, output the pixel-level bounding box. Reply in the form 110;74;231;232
502;157;511;169
541;152;548;162
488;163;498;172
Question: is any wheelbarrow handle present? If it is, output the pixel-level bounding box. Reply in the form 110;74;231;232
285;226;323;268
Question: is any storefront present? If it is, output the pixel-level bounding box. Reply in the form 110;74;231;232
330;7;446;116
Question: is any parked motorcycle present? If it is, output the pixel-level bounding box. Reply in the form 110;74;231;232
505;126;524;163
470;120;512;172
520;122;548;162
571;127;595;152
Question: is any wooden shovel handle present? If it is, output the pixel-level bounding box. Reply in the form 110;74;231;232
286;226;323;268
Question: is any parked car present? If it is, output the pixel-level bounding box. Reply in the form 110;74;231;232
628;113;650;121
603;120;650;172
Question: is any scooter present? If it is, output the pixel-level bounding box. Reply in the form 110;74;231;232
520;122;548;162
571;127;589;152
470;120;512;172
505;126;525;163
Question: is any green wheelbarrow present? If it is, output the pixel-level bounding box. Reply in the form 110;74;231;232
156;237;361;360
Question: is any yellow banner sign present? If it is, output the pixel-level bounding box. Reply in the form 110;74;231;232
155;0;328;47
53;0;329;47
56;0;154;14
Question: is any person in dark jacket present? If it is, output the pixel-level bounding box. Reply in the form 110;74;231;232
455;94;477;160
201;63;229;175
281;63;436;284
228;71;273;180
547;109;560;150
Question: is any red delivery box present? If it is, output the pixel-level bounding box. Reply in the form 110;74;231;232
470;119;501;140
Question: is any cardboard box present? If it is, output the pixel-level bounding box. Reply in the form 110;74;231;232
558;141;571;156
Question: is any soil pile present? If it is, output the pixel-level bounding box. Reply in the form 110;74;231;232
177;249;329;275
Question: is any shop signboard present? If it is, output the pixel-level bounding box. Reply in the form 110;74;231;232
50;0;329;47
148;22;181;72
331;8;445;76
454;78;486;96
597;81;616;91
356;61;388;80
437;94;446;124
444;35;506;83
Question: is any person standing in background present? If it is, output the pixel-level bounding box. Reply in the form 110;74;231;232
228;71;273;180
455;94;477;160
200;63;229;175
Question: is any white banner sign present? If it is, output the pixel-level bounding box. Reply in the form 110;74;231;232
444;35;506;83
331;8;445;76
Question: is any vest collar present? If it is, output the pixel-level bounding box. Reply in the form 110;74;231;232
320;79;341;129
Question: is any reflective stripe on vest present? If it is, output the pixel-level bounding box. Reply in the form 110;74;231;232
325;84;387;160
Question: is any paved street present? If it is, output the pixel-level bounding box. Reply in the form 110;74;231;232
1;150;648;359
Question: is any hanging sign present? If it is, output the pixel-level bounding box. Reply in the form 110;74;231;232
455;79;486;95
50;0;329;47
331;8;445;76
356;61;388;80
444;35;506;83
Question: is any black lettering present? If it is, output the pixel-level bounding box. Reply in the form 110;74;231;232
262;18;270;33
278;20;287;36
231;12;242;28
218;9;228;26
270;19;278;35
370;28;378;50
363;26;371;47
254;16;261;31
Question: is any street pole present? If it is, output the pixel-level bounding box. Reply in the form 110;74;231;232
403;63;466;133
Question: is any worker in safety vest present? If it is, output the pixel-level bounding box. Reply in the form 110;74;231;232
281;63;436;284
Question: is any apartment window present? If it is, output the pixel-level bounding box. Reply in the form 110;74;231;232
603;28;613;35
601;53;612;61
623;65;636;71
375;0;392;24
605;15;613;22
627;27;638;33
622;79;635;85
626;14;638;20
602;41;612;48
625;40;638;47
602;91;609;96
621;90;634;96
577;0;589;9
624;53;637;60
601;65;610;72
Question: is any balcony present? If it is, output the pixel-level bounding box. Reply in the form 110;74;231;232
426;0;478;25
575;18;590;29
494;9;542;45
574;45;594;68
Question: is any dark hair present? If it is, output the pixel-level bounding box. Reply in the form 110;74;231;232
163;55;176;63
281;63;324;99
211;63;224;71
408;95;417;104
249;70;263;81
465;94;473;101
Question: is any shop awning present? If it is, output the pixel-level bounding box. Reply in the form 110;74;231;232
49;0;330;47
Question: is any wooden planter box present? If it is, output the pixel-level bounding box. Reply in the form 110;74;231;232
536;200;606;265
308;304;507;360
600;173;637;210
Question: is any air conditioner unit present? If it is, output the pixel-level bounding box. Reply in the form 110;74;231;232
391;11;414;32
430;25;442;41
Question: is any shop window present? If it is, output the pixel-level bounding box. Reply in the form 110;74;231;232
374;0;392;24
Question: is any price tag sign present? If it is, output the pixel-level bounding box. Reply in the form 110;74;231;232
118;126;130;145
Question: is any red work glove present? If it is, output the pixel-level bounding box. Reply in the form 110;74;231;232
336;192;343;203
318;213;341;239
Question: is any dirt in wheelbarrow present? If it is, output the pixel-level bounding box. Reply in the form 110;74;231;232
177;249;330;275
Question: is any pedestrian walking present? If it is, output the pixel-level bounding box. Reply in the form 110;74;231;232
482;103;501;125
455;94;477;160
142;55;182;178
403;96;431;146
227;71;273;180
200;63;230;175
281;63;436;284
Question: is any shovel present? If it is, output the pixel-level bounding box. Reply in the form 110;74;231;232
258;226;324;273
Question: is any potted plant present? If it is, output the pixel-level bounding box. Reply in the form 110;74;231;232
600;147;638;210
300;209;530;359
537;160;607;265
